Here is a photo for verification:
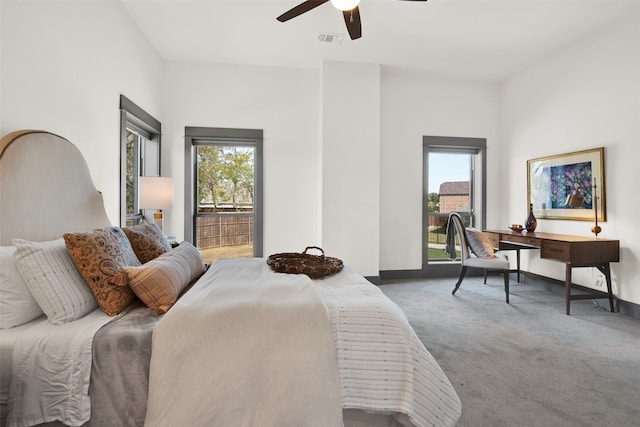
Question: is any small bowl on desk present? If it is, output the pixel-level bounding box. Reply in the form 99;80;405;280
509;224;524;232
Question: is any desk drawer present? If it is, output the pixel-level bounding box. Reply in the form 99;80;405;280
502;234;541;247
541;240;570;262
484;232;501;249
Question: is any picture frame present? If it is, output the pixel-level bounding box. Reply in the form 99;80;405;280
527;147;605;221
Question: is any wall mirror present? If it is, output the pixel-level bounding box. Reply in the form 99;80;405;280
119;95;162;226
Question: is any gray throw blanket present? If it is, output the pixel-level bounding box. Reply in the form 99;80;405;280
445;212;464;260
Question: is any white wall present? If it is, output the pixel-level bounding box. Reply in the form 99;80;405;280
320;61;381;277
161;61;321;258
0;1;163;225
162;60;500;278
380;68;500;270
499;13;640;305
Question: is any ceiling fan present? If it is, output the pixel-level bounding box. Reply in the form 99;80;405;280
277;0;428;41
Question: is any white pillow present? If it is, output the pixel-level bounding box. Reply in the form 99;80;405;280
465;228;495;258
13;238;97;325
0;246;44;328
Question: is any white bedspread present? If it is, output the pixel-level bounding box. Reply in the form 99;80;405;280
146;258;461;427
144;258;343;427
6;309;113;427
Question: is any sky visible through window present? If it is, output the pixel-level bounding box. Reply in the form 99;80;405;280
429;153;469;194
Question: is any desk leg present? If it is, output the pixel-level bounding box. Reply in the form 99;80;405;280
516;248;521;283
596;263;615;313
565;265;572;315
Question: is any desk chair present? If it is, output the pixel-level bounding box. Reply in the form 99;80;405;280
445;212;511;303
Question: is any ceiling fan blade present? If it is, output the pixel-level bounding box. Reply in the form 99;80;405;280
342;6;362;40
277;0;330;22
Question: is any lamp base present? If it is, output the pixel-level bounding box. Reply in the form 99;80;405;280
591;224;601;237
153;211;164;232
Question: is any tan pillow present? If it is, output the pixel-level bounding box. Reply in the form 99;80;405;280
64;227;141;316
112;242;205;314
465;228;495;258
123;222;172;264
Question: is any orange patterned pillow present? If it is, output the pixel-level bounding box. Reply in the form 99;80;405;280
123;222;171;264
64;227;141;316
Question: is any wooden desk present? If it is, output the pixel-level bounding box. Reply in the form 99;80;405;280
484;230;620;315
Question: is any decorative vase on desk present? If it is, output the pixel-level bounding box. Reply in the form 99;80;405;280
525;203;537;232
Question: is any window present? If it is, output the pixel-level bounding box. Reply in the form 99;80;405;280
119;95;161;226
423;136;486;276
184;127;263;263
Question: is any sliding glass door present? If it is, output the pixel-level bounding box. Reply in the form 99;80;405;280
423;136;486;276
184;127;263;264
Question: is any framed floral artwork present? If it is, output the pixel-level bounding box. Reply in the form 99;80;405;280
527;147;605;221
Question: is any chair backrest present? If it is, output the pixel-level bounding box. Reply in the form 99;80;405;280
447;212;471;261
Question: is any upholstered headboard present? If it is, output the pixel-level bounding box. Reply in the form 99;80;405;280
0;130;111;245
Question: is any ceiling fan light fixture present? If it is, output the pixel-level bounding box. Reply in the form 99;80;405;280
330;0;360;12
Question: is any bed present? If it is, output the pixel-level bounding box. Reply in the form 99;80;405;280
0;130;461;427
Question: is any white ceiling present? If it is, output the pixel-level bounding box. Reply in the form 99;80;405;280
121;0;640;82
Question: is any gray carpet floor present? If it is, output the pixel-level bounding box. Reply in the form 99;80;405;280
379;275;640;427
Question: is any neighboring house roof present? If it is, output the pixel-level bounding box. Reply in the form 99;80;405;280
439;181;469;195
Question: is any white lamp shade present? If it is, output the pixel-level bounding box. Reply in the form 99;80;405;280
139;176;174;210
330;0;360;11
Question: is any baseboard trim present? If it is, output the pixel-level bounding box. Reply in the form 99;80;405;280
380;269;425;280
380;266;486;281
364;275;382;285
619;299;640;319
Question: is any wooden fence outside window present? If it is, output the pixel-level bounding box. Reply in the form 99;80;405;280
196;214;253;249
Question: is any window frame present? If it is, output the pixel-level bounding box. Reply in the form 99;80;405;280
184;126;263;257
119;95;162;227
422;135;487;276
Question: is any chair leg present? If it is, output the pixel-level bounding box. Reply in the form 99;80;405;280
483;269;488;284
503;270;510;304
452;266;468;295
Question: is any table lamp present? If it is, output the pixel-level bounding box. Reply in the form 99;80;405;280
139;176;174;232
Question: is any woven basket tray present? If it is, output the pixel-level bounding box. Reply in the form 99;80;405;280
267;246;343;279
